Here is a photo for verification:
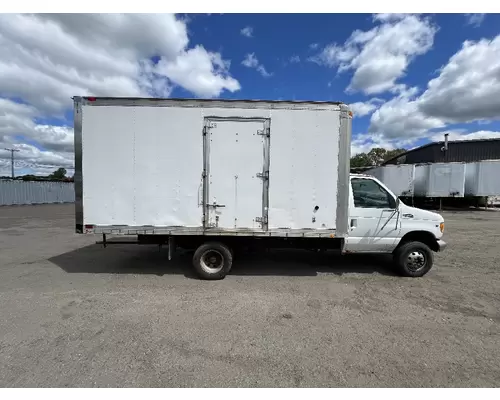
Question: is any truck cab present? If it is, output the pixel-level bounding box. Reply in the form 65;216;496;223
345;173;447;277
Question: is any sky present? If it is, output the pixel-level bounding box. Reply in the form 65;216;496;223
1;13;500;176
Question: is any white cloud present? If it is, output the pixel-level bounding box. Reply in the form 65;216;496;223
0;13;241;175
242;53;273;77
309;43;319;50
289;55;301;64
367;34;500;145
350;134;412;156
256;66;272;77
0;14;240;114
0;98;38;139
156;46;240;97
431;130;500;142
369;86;445;139
417;35;500;124
373;14;409;23
33;125;74;153
242;53;259;68
0;99;73;151
349;98;384;117
240;26;254;38
465;14;485;27
309;14;437;95
0;142;74;177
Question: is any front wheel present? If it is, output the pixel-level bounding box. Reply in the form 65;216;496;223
192;242;233;280
393;241;434;277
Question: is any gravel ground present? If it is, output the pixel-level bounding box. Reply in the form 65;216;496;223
1;204;500;387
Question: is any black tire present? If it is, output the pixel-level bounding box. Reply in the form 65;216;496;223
393;241;434;277
192;242;233;280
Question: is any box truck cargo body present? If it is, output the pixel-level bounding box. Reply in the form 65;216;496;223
74;97;447;279
76;97;351;236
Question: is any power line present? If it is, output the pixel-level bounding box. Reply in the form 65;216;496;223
3;148;20;179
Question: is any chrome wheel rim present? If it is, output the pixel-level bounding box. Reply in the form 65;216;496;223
200;250;224;274
405;251;426;272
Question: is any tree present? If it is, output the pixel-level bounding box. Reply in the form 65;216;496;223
366;148;387;166
49;168;67;180
350;152;371;168
384;148;407;162
350;147;406;168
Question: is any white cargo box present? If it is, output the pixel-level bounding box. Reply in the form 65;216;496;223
74;97;352;238
414;162;466;197
465;160;500;196
366;164;415;196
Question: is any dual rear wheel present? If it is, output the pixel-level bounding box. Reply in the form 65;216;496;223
192;242;233;280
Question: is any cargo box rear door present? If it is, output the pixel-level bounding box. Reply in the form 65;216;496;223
203;117;270;231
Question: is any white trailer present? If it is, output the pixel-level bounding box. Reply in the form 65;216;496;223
365;164;415;197
414;162;466;197
465;160;500;196
74;97;447;279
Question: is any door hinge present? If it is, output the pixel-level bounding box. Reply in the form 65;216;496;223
257;128;270;137
203;127;208;136
256;171;269;179
255;216;268;224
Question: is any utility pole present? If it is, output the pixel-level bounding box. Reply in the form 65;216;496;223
3;148;20;179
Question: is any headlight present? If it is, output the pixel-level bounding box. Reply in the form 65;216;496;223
440;222;445;233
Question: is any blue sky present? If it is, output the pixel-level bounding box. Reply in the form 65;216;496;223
1;13;500;175
178;13;500;149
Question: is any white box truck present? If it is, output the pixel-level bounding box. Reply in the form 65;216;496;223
74;97;447;279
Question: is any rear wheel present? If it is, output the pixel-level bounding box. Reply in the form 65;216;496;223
192;242;233;280
393;241;434;277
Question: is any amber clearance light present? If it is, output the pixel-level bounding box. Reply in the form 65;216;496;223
440;222;445;233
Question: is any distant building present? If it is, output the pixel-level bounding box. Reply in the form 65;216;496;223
383;137;500;166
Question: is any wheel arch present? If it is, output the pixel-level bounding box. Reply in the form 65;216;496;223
396;231;439;252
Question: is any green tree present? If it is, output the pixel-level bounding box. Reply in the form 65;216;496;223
49;167;67;180
366;148;387;166
350;147;406;168
350;152;371;168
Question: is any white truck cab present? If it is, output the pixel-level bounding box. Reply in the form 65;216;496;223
345;173;447;277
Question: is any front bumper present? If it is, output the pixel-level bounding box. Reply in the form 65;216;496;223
436;239;447;252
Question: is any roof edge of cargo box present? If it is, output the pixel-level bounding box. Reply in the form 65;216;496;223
73;96;347;110
74;96;344;105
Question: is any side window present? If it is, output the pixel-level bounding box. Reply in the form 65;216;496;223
351;178;395;209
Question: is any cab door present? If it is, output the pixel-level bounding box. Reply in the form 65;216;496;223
345;177;400;252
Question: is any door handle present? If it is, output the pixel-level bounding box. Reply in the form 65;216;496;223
350;219;357;228
211;203;225;208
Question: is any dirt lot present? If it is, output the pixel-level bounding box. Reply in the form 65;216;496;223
1;204;500;387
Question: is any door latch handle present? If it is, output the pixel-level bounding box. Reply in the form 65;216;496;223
211;203;225;208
